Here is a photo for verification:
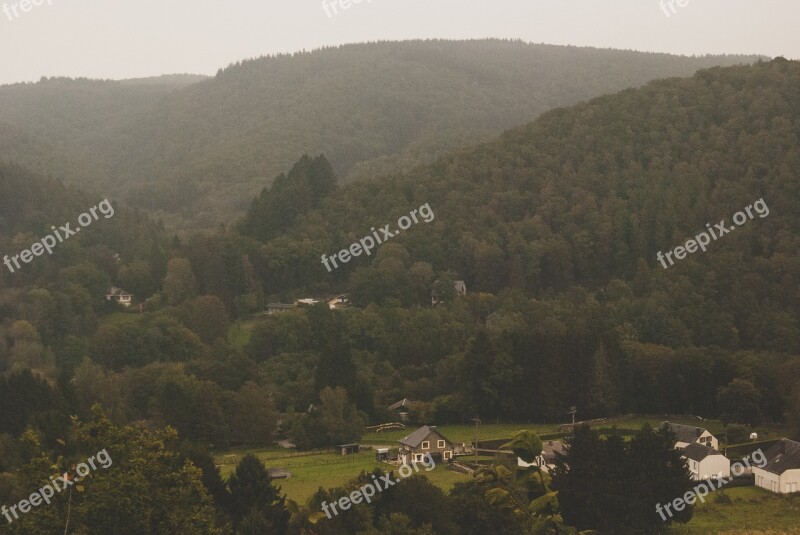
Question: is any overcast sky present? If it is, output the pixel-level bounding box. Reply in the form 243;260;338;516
1;0;797;85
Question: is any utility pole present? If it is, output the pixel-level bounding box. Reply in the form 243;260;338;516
569;406;577;429
472;415;481;463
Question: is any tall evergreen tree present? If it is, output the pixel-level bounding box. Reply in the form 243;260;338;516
228;454;290;534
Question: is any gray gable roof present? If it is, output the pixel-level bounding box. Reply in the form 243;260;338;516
760;438;800;475
662;422;708;443
398;425;452;448
682;442;724;462
389;398;415;411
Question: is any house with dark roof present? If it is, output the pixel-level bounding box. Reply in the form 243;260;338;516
517;440;565;473
661;422;719;450
753;438;800;493
388;398;420;422
398;425;454;464
681;443;730;480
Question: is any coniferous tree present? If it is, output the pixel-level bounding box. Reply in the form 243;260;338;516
228;454;290;534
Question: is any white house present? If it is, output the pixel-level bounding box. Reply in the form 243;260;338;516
681;442;730;480
662;422;719;450
753;438;800;494
105;287;133;307
517;440;565;473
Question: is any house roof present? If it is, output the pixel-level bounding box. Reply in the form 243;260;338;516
388;398;417;411
662;422;709;443
541;440;565;462
296;298;322;305
266;467;291;479
398;425;452;448
760;438;800;475
682;442;725;462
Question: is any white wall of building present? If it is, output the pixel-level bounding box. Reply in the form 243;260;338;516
755;468;800;494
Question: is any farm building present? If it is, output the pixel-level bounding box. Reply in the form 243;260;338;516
753;438;800;493
266;467;291;480
335;443;360;456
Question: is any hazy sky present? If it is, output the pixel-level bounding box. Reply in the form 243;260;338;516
1;0;797;85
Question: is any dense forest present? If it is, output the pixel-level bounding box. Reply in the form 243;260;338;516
0;56;798;533
0;40;761;228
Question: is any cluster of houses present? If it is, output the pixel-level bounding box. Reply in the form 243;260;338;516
380;420;800;496
267;294;351;314
664;422;799;494
268;280;468;314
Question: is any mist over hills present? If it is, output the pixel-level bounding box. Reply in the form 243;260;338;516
0;39;763;228
244;58;800;355
0;45;799;533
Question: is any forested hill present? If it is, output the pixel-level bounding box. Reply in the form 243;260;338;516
244;58;800;355
0;161;165;293
0;75;206;190
0;40;761;228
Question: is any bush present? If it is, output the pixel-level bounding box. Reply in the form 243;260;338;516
725;424;750;444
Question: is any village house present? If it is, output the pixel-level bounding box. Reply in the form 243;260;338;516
517;440;565;473
753;438;800;494
681;442;730;480
388;398;420;422
328;294;350;310
105;287;133;308
661;422;719;450
398;425;455;464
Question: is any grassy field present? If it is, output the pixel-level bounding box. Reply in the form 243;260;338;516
215;448;473;505
666;487;800;534
362;423;560;445
362;417;785;445
214;416;790;509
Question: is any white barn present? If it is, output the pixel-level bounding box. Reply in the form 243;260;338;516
753;438;800;494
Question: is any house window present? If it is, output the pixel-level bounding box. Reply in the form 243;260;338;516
787;483;797;493
421;441;430;450
438;440;445;448
771;481;778;492
444;451;451;460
